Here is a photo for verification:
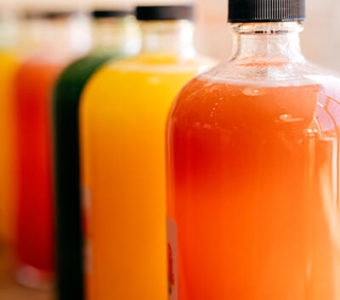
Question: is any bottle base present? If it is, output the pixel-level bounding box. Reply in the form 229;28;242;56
16;264;54;291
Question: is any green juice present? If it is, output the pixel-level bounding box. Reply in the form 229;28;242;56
52;12;139;300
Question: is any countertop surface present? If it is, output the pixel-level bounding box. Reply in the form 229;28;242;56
0;245;53;300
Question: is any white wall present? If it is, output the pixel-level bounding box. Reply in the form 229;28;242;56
195;0;340;72
4;0;340;71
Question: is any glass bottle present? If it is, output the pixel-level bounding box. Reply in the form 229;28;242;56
79;5;215;300
167;0;340;299
0;5;67;250
52;9;139;300
14;10;90;290
0;4;66;249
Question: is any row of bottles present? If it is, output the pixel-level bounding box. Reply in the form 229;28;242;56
0;3;137;293
0;3;213;299
1;0;340;299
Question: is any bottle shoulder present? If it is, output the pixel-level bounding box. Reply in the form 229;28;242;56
0;50;18;62
194;60;340;88
56;53;115;86
99;52;216;75
171;60;340;137
0;51;20;71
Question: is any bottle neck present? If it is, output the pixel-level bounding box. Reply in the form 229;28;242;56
91;16;140;54
0;10;19;49
25;13;91;55
231;22;305;64
139;20;195;58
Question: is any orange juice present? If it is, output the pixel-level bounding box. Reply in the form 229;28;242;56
167;77;340;299
81;52;213;300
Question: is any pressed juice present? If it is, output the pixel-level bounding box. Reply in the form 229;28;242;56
14;57;69;278
13;11;90;286
15;12;88;288
167;0;340;296
0;51;19;244
53;51;124;300
167;74;340;299
52;13;139;299
0;10;59;247
166;0;340;298
80;50;213;300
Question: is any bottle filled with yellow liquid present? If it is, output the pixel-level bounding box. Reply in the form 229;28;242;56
80;5;215;300
0;9;20;245
0;51;19;245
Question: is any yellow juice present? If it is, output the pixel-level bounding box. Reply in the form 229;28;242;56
80;52;213;300
0;51;19;243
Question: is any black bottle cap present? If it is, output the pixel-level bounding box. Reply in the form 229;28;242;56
24;10;76;20
92;10;134;19
228;0;305;23
136;5;194;21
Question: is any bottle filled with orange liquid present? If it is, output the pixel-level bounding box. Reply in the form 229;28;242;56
80;5;214;300
167;0;340;299
14;9;90;289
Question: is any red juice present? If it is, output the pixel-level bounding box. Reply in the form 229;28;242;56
12;11;89;287
14;57;69;284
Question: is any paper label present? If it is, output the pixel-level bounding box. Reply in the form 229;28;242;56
167;217;178;300
82;186;92;275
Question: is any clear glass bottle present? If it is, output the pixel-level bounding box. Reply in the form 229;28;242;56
0;10;19;49
90;10;140;54
79;5;215;300
14;10;90;290
167;0;340;299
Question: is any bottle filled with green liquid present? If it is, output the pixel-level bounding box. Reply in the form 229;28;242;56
52;8;139;300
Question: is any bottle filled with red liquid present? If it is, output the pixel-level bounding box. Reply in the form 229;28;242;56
167;0;340;299
14;10;90;289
